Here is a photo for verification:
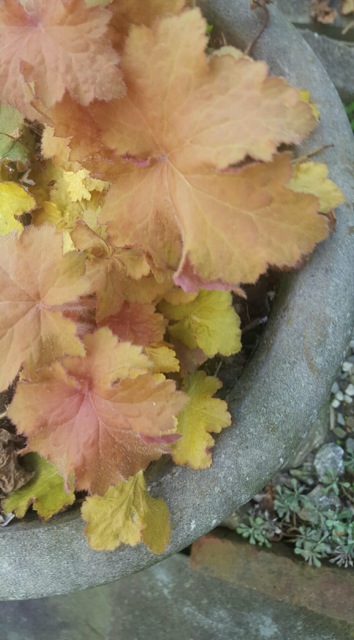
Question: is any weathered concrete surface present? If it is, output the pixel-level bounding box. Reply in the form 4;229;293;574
299;32;354;103
0;552;352;640
274;0;354;101
1;0;354;600
275;0;352;27
191;531;354;626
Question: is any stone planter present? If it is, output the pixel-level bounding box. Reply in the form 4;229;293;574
0;0;353;601
274;0;354;102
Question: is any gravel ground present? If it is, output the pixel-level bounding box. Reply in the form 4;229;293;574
330;332;354;439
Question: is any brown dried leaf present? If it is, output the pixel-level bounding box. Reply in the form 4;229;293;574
0;429;34;497
310;0;336;23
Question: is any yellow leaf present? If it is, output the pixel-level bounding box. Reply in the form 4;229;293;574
299;90;320;120
144;343;180;373
160;290;241;358
81;471;170;553
0;182;35;234
63;169;107;203
172;371;231;468
341;0;354;14
288;161;345;213
31;162;108;234
2;453;75;520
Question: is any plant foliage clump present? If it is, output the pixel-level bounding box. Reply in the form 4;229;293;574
0;0;344;553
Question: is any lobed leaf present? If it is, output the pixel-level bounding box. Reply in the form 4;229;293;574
109;0;186;49
101;301;167;346
0;0;124;119
2;452;75;519
8;328;188;494
160;290;241;358
173;371;231;468
287;161;345;213
71;222;163;321
0;224;90;391
51;9;328;290
81;470;170;553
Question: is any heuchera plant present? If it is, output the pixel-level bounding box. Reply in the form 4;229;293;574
0;0;344;553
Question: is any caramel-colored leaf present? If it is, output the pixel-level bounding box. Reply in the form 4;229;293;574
102;301;167;346
109;0;185;49
0;0;124;118
172;371;231;468
0;224;89;391
81;470;170;553
71;222;154;320
8;328;187;494
2;452;75;519
57;9;326;289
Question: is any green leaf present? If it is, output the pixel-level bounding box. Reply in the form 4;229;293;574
2;453;75;520
0;104;27;162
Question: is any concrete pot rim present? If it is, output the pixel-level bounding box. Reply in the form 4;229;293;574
1;0;354;601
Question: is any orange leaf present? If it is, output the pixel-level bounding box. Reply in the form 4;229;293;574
109;0;185;50
0;224;90;391
8;328;187;494
53;9;325;289
101;301;167;346
0;0;124;118
71;222;153;320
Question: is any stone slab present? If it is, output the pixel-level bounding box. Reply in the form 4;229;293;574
191;531;354;627
1;0;354;601
0;552;353;640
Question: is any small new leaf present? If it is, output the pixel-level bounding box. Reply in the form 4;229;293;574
173;371;231;468
81;470;170;553
2;453;75;520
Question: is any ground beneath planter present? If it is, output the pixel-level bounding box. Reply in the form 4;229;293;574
274;0;354;102
0;551;351;640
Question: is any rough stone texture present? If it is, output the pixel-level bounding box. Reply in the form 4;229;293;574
274;0;354;101
191;532;354;628
288;401;330;468
1;0;354;600
0;552;352;640
274;0;352;27
301;32;354;103
314;442;345;479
